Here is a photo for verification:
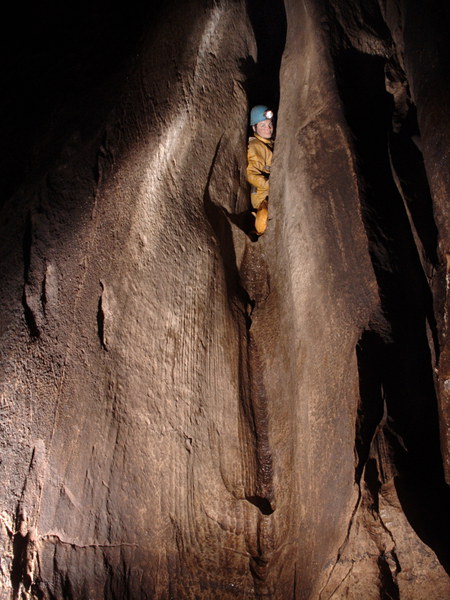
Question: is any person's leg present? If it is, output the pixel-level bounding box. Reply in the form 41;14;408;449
254;199;269;235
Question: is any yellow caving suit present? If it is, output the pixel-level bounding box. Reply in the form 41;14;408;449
246;133;274;209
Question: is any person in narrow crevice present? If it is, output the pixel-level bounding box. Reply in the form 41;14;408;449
246;105;274;236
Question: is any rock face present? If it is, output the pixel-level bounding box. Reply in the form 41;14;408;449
0;0;448;598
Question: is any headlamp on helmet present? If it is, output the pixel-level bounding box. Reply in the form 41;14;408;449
250;105;275;126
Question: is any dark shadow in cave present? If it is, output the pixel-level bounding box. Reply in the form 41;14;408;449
377;550;400;600
388;105;440;271
356;330;450;573
335;47;450;571
0;3;159;206
355;331;385;484
11;530;31;599
244;0;286;126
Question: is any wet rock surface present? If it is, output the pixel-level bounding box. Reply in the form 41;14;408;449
0;1;449;598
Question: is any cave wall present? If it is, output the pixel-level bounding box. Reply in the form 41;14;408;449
276;1;450;597
0;0;449;599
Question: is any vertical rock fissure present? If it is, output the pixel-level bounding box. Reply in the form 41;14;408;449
355;332;386;485
332;44;450;572
385;58;441;359
203;147;274;517
377;552;400;600
318;490;363;600
232;0;286;521
245;327;274;515
320;362;405;599
11;443;45;600
97;283;108;351
245;0;287;112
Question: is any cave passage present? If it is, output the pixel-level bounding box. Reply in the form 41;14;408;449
338;47;450;572
1;1;449;598
245;0;287;125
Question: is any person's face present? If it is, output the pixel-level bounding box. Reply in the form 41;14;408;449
254;119;273;139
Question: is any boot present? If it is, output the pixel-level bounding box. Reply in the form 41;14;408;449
254;200;268;235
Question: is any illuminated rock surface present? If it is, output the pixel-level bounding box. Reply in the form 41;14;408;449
0;1;448;598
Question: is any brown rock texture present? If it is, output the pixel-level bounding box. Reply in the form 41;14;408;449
0;0;448;598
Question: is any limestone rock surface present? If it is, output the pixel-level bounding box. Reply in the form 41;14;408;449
0;1;449;598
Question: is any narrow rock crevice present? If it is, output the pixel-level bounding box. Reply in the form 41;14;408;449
320;443;403;599
333;42;450;572
355;331;385;484
245;332;274;513
97;284;108;351
245;0;286;112
40;271;48;318
318;487;362;599
12;518;38;599
386;65;439;273
377;552;400;600
364;456;402;597
227;0;284;519
11;528;31;598
356;326;450;573
204;143;274;517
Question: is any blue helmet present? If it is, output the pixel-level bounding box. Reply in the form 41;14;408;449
249;105;274;126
